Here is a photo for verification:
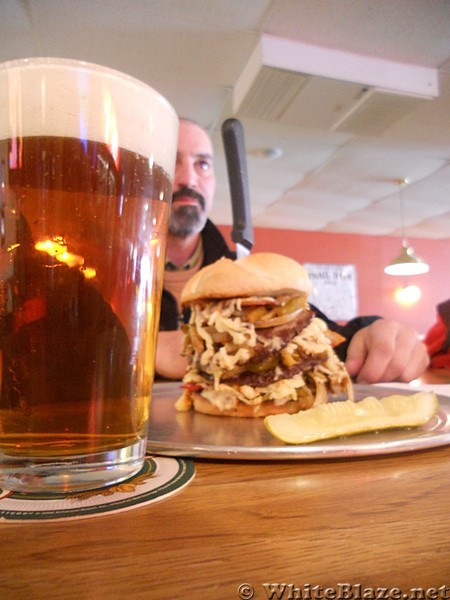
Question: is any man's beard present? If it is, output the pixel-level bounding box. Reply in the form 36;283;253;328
169;188;207;237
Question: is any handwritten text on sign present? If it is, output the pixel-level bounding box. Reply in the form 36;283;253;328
304;263;358;322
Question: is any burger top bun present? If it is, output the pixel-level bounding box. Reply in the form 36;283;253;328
181;252;312;305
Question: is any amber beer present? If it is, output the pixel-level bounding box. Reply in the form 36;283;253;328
0;59;178;493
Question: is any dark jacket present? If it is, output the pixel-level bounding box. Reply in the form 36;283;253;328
312;306;379;361
159;219;235;331
159;219;379;361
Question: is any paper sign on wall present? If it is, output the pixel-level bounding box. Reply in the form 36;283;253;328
304;263;358;322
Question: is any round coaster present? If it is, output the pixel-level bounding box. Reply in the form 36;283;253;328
0;456;195;522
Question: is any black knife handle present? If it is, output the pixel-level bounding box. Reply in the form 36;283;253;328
221;118;254;250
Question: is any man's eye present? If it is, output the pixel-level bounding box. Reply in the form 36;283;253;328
197;160;211;172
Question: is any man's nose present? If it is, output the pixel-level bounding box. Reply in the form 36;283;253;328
175;159;197;189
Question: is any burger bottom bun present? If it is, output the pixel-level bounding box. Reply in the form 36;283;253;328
190;391;316;418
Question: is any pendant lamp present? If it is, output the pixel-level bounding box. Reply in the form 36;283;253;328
384;179;430;276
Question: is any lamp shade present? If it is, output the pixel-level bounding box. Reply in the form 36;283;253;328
384;241;429;276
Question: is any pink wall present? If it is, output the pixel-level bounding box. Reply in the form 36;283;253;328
218;225;450;336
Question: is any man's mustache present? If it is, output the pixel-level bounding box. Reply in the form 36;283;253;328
172;187;205;211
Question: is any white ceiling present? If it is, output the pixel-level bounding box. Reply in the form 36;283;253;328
2;0;450;240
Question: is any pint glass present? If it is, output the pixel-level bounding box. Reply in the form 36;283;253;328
0;58;178;493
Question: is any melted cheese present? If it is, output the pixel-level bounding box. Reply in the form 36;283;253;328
190;301;257;382
290;318;330;355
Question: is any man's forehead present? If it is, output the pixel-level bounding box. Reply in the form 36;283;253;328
178;121;213;157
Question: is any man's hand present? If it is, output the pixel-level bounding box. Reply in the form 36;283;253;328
155;330;188;380
345;319;430;383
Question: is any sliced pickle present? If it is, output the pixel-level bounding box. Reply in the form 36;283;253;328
247;355;278;373
279;295;306;315
254;307;303;329
244;293;306;327
264;392;439;444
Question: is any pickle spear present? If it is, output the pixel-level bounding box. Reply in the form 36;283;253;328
264;392;439;444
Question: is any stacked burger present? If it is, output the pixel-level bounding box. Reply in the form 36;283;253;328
177;253;353;417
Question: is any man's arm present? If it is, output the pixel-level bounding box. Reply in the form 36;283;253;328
310;304;429;383
155;330;188;380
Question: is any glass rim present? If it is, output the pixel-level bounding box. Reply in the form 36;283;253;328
0;56;178;120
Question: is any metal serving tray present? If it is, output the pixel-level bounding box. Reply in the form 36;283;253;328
147;382;450;460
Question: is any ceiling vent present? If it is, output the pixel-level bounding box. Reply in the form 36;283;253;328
233;34;438;134
235;66;308;121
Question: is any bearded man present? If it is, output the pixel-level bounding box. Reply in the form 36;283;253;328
156;119;235;378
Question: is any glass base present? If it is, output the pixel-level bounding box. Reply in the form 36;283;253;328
0;438;147;494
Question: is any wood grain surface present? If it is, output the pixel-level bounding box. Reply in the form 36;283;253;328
1;374;449;599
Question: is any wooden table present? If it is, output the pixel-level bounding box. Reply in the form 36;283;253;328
1;373;449;599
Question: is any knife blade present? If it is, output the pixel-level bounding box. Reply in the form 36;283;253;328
221;118;254;258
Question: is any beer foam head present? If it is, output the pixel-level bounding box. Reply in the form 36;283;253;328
0;57;179;179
